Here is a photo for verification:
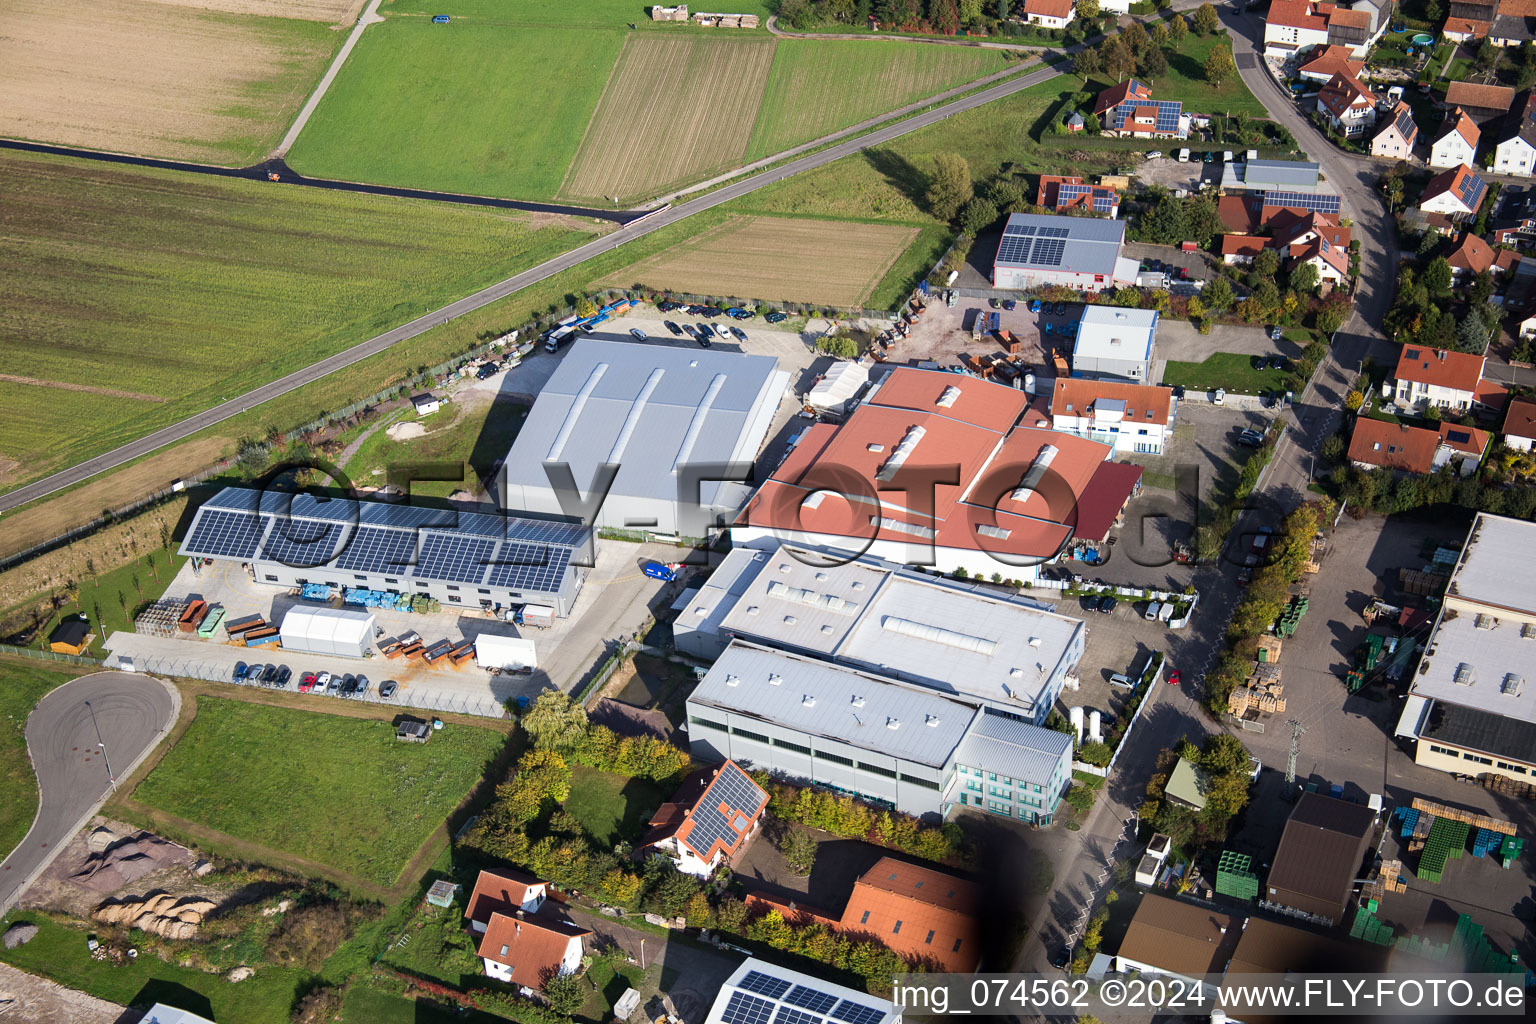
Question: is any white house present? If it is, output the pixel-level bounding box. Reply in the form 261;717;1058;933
1372;101;1418;160
1115;894;1239;1004
1419;164;1489;219
1021;0;1075;28
1495;94;1536;177
1503;397;1536;452
1264;0;1331;54
1430;108;1481;170
465;869;547;935
1391;345;1493;413
463;867;590;990
1316;72;1377;136
1049;378;1177;455
639;760;769;877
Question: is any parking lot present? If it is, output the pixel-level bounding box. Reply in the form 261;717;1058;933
890;295;1081;376
104;537;689;715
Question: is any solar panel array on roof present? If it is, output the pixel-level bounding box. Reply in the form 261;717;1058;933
1113;99;1182;133
261;519;345;568
830;1000;886;1024
784;988;839;1014
738;973;792;999
185;509;266;559
417;535;497;583
683;762;764;858
1393;106;1416;139
1262;190;1341;214
1458;172;1488;209
722;993;776;1024
334;527;419;573
485;542;571;592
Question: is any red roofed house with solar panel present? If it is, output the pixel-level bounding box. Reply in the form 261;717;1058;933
1036;175;1120;217
1372;100;1419;160
640;760;769;877
1390;345;1506;415
1419;164;1489;221
733;366;1142;581
1092;79;1188;139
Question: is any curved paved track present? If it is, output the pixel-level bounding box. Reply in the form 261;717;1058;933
0;673;177;914
0;58;1067;514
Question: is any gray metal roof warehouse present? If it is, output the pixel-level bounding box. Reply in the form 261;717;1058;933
179;486;591;616
992;213;1127;274
501;339;791;537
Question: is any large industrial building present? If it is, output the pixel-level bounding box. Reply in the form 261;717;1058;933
501;339;791;538
179;486;592;618
1396;513;1536;781
990;213;1139;291
686;640;1074;822
733;367;1142;580
674;543;1085;724
1071;305;1160;382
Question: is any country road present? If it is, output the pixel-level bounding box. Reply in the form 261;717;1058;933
0;58;1069;514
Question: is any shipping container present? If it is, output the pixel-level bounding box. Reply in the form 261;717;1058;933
197;606;226;638
225;614;266;637
178;600;207;632
243;627;280;647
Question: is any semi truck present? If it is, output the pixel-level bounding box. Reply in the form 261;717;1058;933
544;325;577;353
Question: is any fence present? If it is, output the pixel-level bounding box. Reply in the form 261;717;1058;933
103;652;507;718
0;643;103;667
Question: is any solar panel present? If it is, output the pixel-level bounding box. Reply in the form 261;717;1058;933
995;235;1035;264
185;509;266;559
1394;106;1416;138
334;526;419;573
681;763;766;860
737;973;792;1000
722;992;776;1024
1004;222;1038;237
773;1007;824;1024
1262;190;1341;214
261;518;346;568
1113;99;1181;133
416;534;496;583
1030;237;1067;266
830;1001;886;1024
1459;172;1487;209
784;987;839;1014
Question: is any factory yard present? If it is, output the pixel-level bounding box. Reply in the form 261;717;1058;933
0;0;342;164
600;215;919;308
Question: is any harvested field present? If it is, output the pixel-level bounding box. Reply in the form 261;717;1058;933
747;40;1011;160
0;0;342;164
148;0;365;21
603;216;918;307
562;34;776;203
0;148;590;490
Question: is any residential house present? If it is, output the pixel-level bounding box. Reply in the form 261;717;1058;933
1297;44;1365;83
1114;894;1240;999
463;868;588;989
1501;396;1536;450
1444;81;1516;126
1443;0;1497;41
1494;94;1536;176
1037;175;1120;217
1049;378;1177;454
1022;0;1075;28
1217;208;1351;283
638;760;769;877
1261;793;1376;925
1392;344;1500;412
465;868;548;933
1264;0;1334;54
1316;71;1377;136
1348;418;1491;476
1418;163;1489;220
1487;0;1536;46
1430;108;1481;169
1492;187;1536;246
704;961;901;1024
1447;231;1521;282
1371;100;1419;160
1318;0;1379;53
1220;234;1268;264
1093;79;1189;139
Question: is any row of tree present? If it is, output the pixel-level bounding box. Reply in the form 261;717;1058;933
776;0;1017;32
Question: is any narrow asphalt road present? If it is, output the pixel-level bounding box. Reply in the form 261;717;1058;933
0;58;1067;514
0;673;178;915
274;0;385;157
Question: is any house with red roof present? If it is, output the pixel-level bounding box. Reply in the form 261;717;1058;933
1372;100;1419;160
1419;164;1489;221
1037;175;1120;217
1348;419;1487;476
1022;0;1075;28
1217;209;1351;283
1316;72;1377;136
1430;108;1481;170
639;760;769;877
463;869;591;989
1447;231;1521;282
1501;396;1536;451
1390;344;1505;413
1050;378;1177;454
1266;0;1383;56
1297;44;1365;83
733;366;1140;581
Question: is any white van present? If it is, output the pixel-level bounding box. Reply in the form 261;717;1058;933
1144;601;1162;621
1178;148;1191;162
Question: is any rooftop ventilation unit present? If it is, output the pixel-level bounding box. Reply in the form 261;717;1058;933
1010;445;1059;501
885;717;901;730
767;673;783;686
877;424;927;482
1502;673;1525;696
880;615;998;655
1475;613;1497;630
850;695;866;707
724;674;740;687
867;443;885;453
924;714;941;727
802;694;816;707
1454;663;1475;686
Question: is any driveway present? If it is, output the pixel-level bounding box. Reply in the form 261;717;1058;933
0;672;178;914
1155;319;1292;364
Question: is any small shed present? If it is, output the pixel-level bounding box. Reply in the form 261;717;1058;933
426;879;461;908
397;718;430;743
411;393;442;416
49;617;91;655
1165;757;1210;810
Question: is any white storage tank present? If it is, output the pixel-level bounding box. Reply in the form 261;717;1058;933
1069;705;1085;745
1089;709;1103;743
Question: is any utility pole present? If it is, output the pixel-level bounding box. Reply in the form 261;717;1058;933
1285;719;1306;786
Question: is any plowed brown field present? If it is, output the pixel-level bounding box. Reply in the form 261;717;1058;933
602;216;918;307
562;33;776;203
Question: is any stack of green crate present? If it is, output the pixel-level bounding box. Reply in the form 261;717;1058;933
1396;934;1451;961
1499;834;1525;867
1216;850;1259;901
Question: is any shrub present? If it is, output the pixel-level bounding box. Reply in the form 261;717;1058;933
1077;740;1113;767
542;974;585;1015
778;828;819;875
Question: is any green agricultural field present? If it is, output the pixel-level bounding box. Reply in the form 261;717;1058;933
286;20;623;199
132;698;505;887
382;0;774;25
747;40;1011;160
0;149;592;492
0;662;82;862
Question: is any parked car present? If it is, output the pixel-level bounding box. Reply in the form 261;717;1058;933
1003;299;1017;311
326;674;342;694
1167;670;1181;687
1236;428;1265;447
698;334;712;348
697;323;714;339
274;665;291;688
988;298;999;308
664;320;683;336
713;322;730;338
299;672;316;692
475;362;498;380
730;326;748;342
629;328;647;341
681;323;698;337
1212;388;1225;405
765;310;788;324
1177;267;1189;280
1098;595;1118;614
262;664;278;684
1029;299;1042;313
355;675;370;698
1270;327;1284;342
233;661;248;682
379;680;398;700
1145;150;1163;160
315;671;331;691
1144;601;1162;621
341;674;357;695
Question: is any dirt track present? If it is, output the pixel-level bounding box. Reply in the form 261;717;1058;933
0;0;337;163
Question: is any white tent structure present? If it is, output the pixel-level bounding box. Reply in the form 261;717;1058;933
474;633;537;670
806;361;869;414
279;606;374;658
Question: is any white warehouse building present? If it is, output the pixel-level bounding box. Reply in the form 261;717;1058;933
991;214;1139;292
501;339;791;538
1072;305;1159;382
674;543;1085;725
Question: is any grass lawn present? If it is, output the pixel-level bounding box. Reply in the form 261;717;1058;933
0;149;592;492
287;20;623;200
37;550;188;659
342;985;512;1024
564;764;666;847
746;40;1012;160
131;698;505;887
1129;32;1270;120
0;913;306;1024
1160;351;1292;395
0;662;84;861
379;903;482;988
342;401;528;500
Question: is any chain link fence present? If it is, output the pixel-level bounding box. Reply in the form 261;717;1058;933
0;643;103;667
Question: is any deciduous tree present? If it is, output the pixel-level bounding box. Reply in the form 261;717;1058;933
926;152;974;220
1204;44;1235;85
1192;1;1220;34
